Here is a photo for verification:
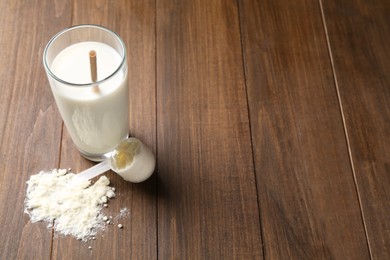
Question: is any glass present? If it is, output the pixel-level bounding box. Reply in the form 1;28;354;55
43;25;129;161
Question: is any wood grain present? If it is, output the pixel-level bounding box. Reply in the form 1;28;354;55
0;0;71;259
1;0;389;258
156;0;262;258
50;0;157;259
321;0;390;258
238;0;370;258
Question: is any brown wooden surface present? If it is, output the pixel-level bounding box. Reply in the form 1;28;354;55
0;0;389;259
156;0;262;258
322;0;390;258
238;0;372;258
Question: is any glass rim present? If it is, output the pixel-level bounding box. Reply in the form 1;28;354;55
43;24;127;87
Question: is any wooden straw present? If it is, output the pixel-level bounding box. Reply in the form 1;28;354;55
89;50;99;92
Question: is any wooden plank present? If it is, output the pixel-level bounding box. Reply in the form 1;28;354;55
0;0;71;259
321;0;390;258
50;0;157;259
238;0;370;258
156;0;262;258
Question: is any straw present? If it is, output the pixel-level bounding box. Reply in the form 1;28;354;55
89;50;99;92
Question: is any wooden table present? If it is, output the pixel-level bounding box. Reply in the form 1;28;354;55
1;0;389;259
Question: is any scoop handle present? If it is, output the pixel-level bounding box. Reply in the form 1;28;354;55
75;160;111;182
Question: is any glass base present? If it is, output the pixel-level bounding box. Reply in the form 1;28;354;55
77;133;129;162
80;150;113;162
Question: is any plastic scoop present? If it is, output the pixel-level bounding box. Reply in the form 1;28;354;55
75;137;156;183
74;159;111;183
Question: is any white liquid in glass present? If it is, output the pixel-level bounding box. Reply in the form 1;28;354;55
50;41;129;156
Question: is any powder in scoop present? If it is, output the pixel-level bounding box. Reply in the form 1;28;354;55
24;169;115;241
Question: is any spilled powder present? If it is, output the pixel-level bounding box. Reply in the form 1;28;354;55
24;169;116;241
116;207;129;219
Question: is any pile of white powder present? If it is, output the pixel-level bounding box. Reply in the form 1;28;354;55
24;169;117;241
